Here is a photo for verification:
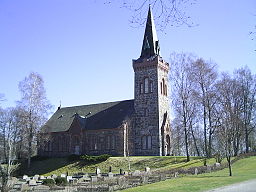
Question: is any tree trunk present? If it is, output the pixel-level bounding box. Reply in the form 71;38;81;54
190;123;200;156
227;155;232;176
203;105;208;157
183;100;190;162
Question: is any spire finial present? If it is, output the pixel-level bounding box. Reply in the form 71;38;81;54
140;4;160;59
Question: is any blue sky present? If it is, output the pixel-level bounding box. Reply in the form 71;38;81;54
0;0;255;111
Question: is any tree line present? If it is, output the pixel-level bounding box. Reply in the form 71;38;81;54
170;53;256;175
0;72;52;191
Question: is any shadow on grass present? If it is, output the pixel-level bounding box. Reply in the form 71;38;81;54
16;157;74;176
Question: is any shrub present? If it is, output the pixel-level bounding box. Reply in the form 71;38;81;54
68;154;80;161
55;177;68;186
42;179;55;186
31;155;49;161
80;154;111;162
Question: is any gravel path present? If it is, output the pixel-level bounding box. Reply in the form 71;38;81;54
205;179;256;192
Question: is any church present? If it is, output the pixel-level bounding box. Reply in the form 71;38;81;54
38;6;171;157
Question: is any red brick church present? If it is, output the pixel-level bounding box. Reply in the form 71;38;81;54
38;6;171;157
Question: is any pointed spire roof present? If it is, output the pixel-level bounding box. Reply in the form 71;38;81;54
140;5;160;59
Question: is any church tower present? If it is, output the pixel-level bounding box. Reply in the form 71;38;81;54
132;6;171;156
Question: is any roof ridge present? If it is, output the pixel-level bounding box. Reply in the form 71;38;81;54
59;99;134;109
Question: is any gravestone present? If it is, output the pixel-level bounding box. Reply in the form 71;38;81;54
91;176;97;183
194;168;198;175
132;170;141;176
96;167;101;174
108;172;114;178
174;172;179;178
145;167;150;172
46;176;51;179
67;176;73;182
215;162;221;167
28;179;37;186
207;165;211;172
39;176;45;180
51;174;57;179
33;175;39;181
60;174;66;178
22;175;28;180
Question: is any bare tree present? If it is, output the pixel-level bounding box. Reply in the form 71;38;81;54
170;53;200;161
103;0;196;30
0;108;21;192
17;72;52;168
189;58;218;158
234;67;256;153
215;73;244;176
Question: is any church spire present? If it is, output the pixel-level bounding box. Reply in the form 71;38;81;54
140;5;160;59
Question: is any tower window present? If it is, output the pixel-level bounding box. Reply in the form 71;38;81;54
161;78;167;96
140;83;143;94
142;135;152;150
150;81;153;93
144;78;149;93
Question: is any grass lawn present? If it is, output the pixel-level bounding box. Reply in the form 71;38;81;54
121;156;256;192
19;156;211;176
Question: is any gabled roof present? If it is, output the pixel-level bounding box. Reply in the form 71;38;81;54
140;5;160;59
41;100;134;133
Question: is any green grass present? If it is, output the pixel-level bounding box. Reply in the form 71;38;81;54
19;156;212;176
121;156;256;192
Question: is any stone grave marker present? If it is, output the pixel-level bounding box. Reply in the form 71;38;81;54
39;176;45;180
67;176;73;182
207;165;211;172
51;174;57;179
22;175;28;180
194;168;198;175
96;167;101;174
60;173;66;178
145;167;150;172
33;175;39;181
132;170;141;176
28;179;37;186
108;172;114;178
91;176;97;183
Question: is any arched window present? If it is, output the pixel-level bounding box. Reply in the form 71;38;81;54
141;135;152;150
161;78;167;96
140;83;143;94
144;78;149;93
160;82;163;94
150;81;153;93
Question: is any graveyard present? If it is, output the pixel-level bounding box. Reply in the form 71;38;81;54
3;154;255;191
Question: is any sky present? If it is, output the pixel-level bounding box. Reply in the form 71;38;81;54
0;0;255;112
